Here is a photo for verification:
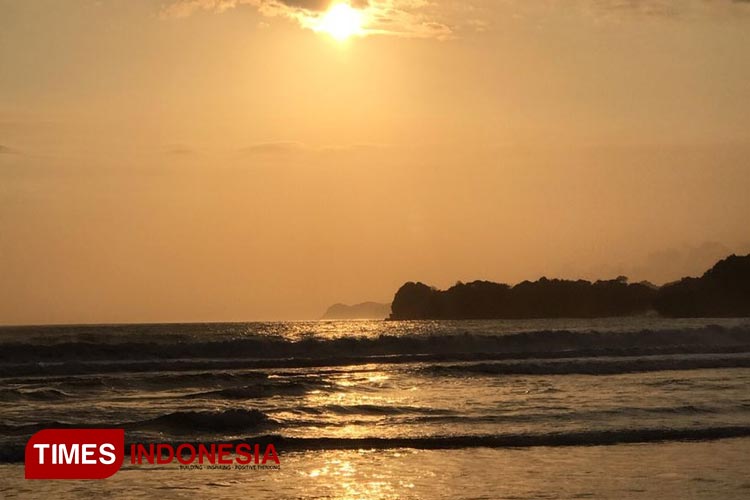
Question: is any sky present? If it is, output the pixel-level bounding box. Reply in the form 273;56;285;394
1;0;750;324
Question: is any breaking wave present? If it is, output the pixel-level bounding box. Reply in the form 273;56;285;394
421;354;750;376
274;404;455;417
0;388;72;402
182;381;325;400
256;426;750;450
2;425;750;462
129;409;274;433
0;409;276;437
2;325;750;377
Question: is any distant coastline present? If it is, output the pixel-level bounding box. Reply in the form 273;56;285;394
389;254;750;320
322;302;391;320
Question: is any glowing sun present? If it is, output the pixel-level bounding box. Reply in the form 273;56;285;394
315;3;365;41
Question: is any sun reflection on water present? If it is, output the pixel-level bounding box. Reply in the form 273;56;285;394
302;453;401;500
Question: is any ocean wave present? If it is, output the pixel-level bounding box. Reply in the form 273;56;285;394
2;325;748;363
2;325;749;377
2;425;750;462
260;426;750;450
0;409;276;437
421;354;750;376
0;372;274;398
129;409;275;433
274;404;455;417
405;403;750;425
182;381;325;400
3;352;750;379
0;388;72;402
126;371;269;389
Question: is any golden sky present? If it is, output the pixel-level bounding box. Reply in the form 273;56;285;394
1;0;749;324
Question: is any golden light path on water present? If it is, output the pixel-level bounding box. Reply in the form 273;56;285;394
270;365;402;440
5;440;750;499
4;319;750;498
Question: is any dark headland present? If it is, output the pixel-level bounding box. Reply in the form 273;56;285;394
389;254;750;320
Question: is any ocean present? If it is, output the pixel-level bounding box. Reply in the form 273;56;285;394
2;318;750;498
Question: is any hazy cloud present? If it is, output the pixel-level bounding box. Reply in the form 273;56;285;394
240;141;389;155
163;0;750;34
163;145;197;155
240;141;309;155
163;0;454;39
500;0;750;21
587;0;749;19
615;242;746;285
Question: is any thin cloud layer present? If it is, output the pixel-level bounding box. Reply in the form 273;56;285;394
240;141;389;156
499;0;750;21
163;0;454;39
163;0;750;40
240;141;309;155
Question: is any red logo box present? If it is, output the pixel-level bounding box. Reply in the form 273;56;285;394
25;429;125;479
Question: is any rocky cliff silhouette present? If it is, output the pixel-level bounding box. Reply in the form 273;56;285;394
389;254;750;319
654;254;750;317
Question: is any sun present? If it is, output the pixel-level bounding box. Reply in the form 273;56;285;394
315;3;365;41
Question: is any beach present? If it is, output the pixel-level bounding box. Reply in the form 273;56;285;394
2;319;750;497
